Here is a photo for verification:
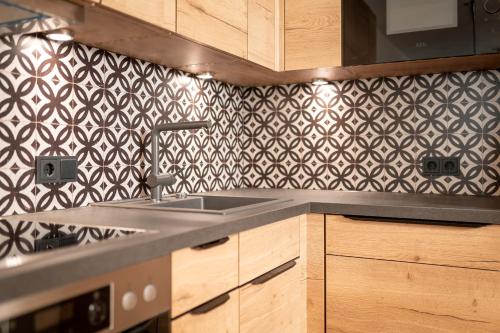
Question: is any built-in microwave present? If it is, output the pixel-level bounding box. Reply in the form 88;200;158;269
343;0;500;66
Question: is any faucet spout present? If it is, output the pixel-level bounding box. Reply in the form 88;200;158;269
150;120;211;202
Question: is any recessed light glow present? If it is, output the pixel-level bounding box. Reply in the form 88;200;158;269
312;78;329;86
45;28;74;42
196;72;214;80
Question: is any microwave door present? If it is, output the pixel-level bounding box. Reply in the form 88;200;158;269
475;0;500;54
343;0;476;66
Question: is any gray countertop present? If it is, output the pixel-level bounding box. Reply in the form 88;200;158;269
1;189;499;302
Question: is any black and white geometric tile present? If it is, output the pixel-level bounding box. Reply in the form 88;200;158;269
241;70;500;196
0;33;243;216
0;31;498;217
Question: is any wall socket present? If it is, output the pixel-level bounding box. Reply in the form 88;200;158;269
422;156;460;177
36;156;78;184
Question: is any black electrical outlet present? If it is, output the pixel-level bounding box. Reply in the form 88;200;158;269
36;156;60;184
422;157;441;176
441;157;460;176
36;156;78;184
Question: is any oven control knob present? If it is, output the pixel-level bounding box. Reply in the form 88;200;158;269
121;291;138;311
143;284;157;302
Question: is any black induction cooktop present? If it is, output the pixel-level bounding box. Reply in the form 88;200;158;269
0;219;143;262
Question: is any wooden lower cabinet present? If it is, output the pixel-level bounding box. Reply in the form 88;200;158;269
326;255;500;333
171;290;239;333
240;259;302;333
326;215;500;271
239;216;300;284
171;234;238;317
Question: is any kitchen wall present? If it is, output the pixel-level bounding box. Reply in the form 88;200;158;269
0;34;243;216
241;73;499;195
0;34;498;217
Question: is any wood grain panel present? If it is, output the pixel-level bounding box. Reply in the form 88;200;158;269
326;215;500;270
248;0;278;69
172;290;239;333
305;214;325;333
285;0;342;70
326;255;500;333
100;0;175;31
239;217;300;284
171;234;238;317
177;0;248;58
240;261;302;333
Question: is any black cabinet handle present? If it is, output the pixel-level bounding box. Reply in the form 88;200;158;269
191;236;230;250
251;259;297;285
190;293;230;315
343;215;490;228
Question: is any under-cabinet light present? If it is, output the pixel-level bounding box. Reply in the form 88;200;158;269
196;72;214;80
312;78;329;86
45;28;74;42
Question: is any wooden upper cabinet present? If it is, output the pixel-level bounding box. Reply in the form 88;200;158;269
100;0;176;31
248;0;283;70
177;0;248;58
284;0;342;70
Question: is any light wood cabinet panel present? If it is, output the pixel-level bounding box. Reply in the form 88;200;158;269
172;290;239;333
240;260;302;333
301;214;325;333
284;0;342;70
171;234;238;317
239;216;300;284
248;0;283;70
177;0;248;58
326;255;500;333
100;0;176;31
326;215;500;270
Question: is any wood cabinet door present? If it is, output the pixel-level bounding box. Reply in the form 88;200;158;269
240;259;302;333
100;0;176;31
171;234;238;317
172;290;239;333
284;0;342;70
248;0;283;70
326;215;500;271
177;0;248;58
326;255;500;333
239;216;300;284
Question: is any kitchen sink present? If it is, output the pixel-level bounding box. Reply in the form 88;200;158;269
93;195;290;215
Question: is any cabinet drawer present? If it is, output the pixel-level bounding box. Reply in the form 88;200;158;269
239;217;300;284
172;234;238;317
326;215;500;270
326;255;500;333
172;290;239;333
240;260;302;333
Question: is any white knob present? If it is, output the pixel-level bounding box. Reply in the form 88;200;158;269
143;284;157;302
121;291;138;311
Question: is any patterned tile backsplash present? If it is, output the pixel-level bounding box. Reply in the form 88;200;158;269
0;34;243;216
241;73;499;195
0;33;498;217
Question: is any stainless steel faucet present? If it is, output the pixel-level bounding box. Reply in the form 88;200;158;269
147;120;211;202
